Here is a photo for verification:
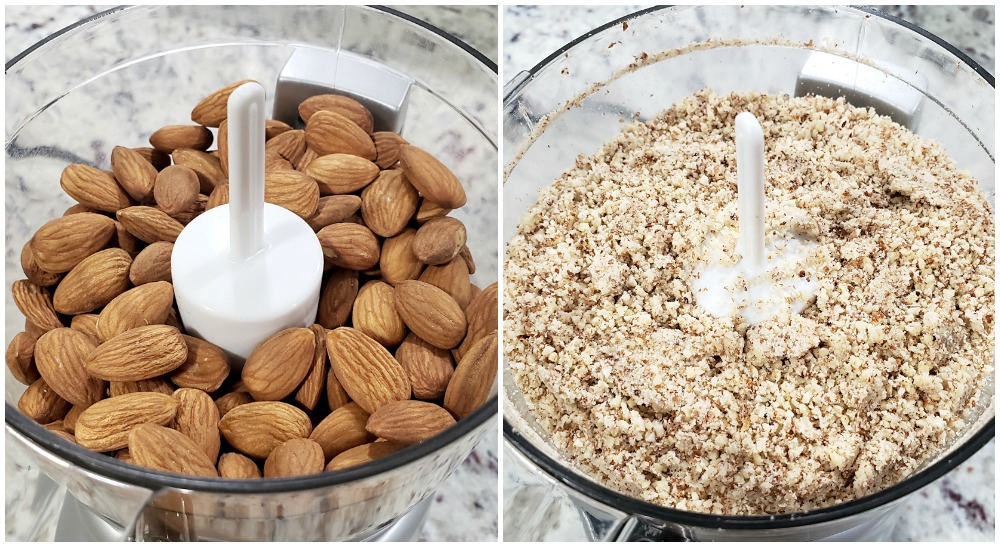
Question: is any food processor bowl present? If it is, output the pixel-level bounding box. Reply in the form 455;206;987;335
502;5;993;541
6;5;497;541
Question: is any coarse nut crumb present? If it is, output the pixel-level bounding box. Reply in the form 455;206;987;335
503;90;995;515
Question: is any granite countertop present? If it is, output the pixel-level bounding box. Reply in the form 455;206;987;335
503;4;995;542
5;4;497;542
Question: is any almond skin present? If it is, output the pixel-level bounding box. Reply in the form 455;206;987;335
154;165;201;216
117;206;184;243
18;378;71;424
325;441;405;471
12;280;63;332
29;213;117;273
360;170;419;237
34;328;104;406
325;327;411;414
207;182;230;210
304;111;376;160
215;391;254;418
129;424;219;477
415;199;452;223
395;333;455;400
63;403;90;434
217;120;230;176
326;366;352;411
130;242;173;285
266;129;308;166
412;216;467;265
398;145;466;209
172;149;226;194
53;248;133;315
218;401;313;459
149;125;213;153
60;164;134;213
373;131;407;169
218;452;261;479
69;314;102;344
96;281;175;342
264;438;325;478
444;331;498;419
366;400;456;445
353;281;408;348
393;280;467;350
317;223;380;271
295;324;328;411
266;119;294;140
307;195;362;232
191;79;255;127
111;145;158;203
242;328;316;401
380;229;425;285
264;169;320;218
75;392;178;452
6;331;41;385
299;94;374;133
133;147;172;171
109;378;175;397
304;154;379;195
317;268;359;329
309;402;374;460
20;243;63;287
454;282;499;362
418;257;473;312
173;388;221;463
86;325;188;382
170;335;230;392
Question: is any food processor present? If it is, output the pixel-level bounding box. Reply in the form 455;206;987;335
5;5;498;541
503;5;993;541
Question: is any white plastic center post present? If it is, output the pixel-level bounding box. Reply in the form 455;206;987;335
691;112;816;324
171;82;323;362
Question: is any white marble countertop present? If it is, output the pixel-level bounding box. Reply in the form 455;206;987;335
503;4;995;542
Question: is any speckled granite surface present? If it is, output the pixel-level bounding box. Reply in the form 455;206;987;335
503;4;994;542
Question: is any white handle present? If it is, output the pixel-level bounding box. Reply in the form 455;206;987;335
227;82;266;262
735;112;766;273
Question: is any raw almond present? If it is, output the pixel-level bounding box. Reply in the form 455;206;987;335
218;401;313;459
117;206;184;243
398;145;466;209
264;438;325;478
172;148;226;193
18;378;71;424
419;257;472;311
6;332;41;385
317;268;359;329
96;281;174;341
130;242;173;285
304;154;379;195
218;452;261;479
380;229;425;285
266;129;307;166
307;195;362;231
149;125;213;153
24;319;47;341
64;204;96;216
295;146;319;171
133;147;172;171
111;146;158;203
191;79;255;127
75;391;178;451
217;120;230;176
395;333;454;400
264;169;320;218
34;328;104;406
353;281;407;347
86;325;188;382
170;193;208;225
53;248;132;315
12;280;62;332
63;403;90;434
317;223;380;271
454;282;498;362
325;441;405;471
309;402;373;460
298;94;374;133
242;328;315;401
325;327;411;414
129;423;219;477
265;148;293;171
173;388;221;463
373;131;407;169
109;378;175;397
326;367;352;411
20;243;63;287
207;182;230;210
30;213;117;273
295;324;328;411
266;119;293;140
444;331;497;419
458;245;476;275
304;111;376;160
154;165;200;216
393;280;467;350
412;216;466;265
60;164;133;213
116;448;134;464
360;170;419;237
415;199;451;223
215;391;254;418
366;400;456;445
70;314;102;344
113;220;143;258
170;335;230;392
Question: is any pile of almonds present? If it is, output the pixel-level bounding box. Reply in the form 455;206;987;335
8;80;498;479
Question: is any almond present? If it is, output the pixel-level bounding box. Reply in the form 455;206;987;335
398;145;466;209
170;193;208;225
299;94;374;133
444;331;497;419
326;366;352;411
215;391;254;418
295;324;328;411
317;223;380;270
170;335;230;392
304;154;379;195
52;248;132;315
63;204;96;215
415;199;452;223
172;148;226;194
173;388;221;463
96;281;174;341
86;325;188;382
63;403;90;434
266;129;307;166
129;424;219;477
75;392;178;451
109;378;175;397
130;242;173;285
458;245;477;275
412;216;466;265
191;79;255;127
326;327;411;414
60;164;134;213
34;328;104;406
12;280;62;332
111;146;158;203
265;148;293;171
116;448;134;464
419;257;473;311
264;438;325;478
264;169;320;218
361;170;419;237
149;125;213;153
218;452;261;479
242;328;315;401
317;268;359;329
113;220;143;258
353;281;407;347
117;206;184;243
6;331;41;385
366;400;456;445
69;314;102;344
154;165;200;216
380;229;425;285
454;282;498;362
30;213;117;273
24;319;47;341
395;333;454;400
217;120;230;176
306;195;362;231
20;243;63;287
373;131;407;169
133;147;172;171
308;402;373;460
207;182;230;210
304;111;376;160
325;441;405;471
393;280;467;350
295;146;319;171
266;119;293;140
18;378;71;424
218;401;313;459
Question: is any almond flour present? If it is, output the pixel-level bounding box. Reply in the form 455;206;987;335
504;90;995;515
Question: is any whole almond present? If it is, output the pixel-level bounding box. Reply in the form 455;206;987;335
24;319;47;341
398;145;466;209
130;242;173;285
129;424;219;477
75;392;178;451
63;203;95;215
172;149;226;193
215;391;254;418
149;125;213;153
317;268;359;329
264;169;320;218
218;452;261;479
111;146;158;203
393;280;467;350
12;280;62;332
96;281;174;341
264;438;325;478
309;402;373;460
326;441;405;471
6;332;41;385
317;223;380;271
266;129;307;166
86;325;188;382
419;257;472;311
133;147;172;171
116;448;134;464
307;195;362;231
299;94;374;133
295;147;319;171
242;328;315;401
304;154;379;195
412;216;466;265
380;229;425;285
327;366;352;411
395;333;455;400
20;243;63;287
444;331;497;419
304;111;376;160
63;403;90;434
113;220;143;258
69;314;102;344
361;170;419;237
415;199;452;223
218;120;230;176
154;165;200;216
170;335;230;392
454;282;498;362
207;182;230;210
173;388;221;463
265;148;293;171
219;401;313;459
266;119;293;140
353;281;407;347
18;378;71;424
53;248;132;315
295;324;328;411
170;192;208;225
117;206;184;243
34;328;104;406
373;131;407;169
326;327;411;414
30;213;117;273
191;79;255;127
367;400;456;445
109;378;175;397
458;245;476;275
60;164;133;213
